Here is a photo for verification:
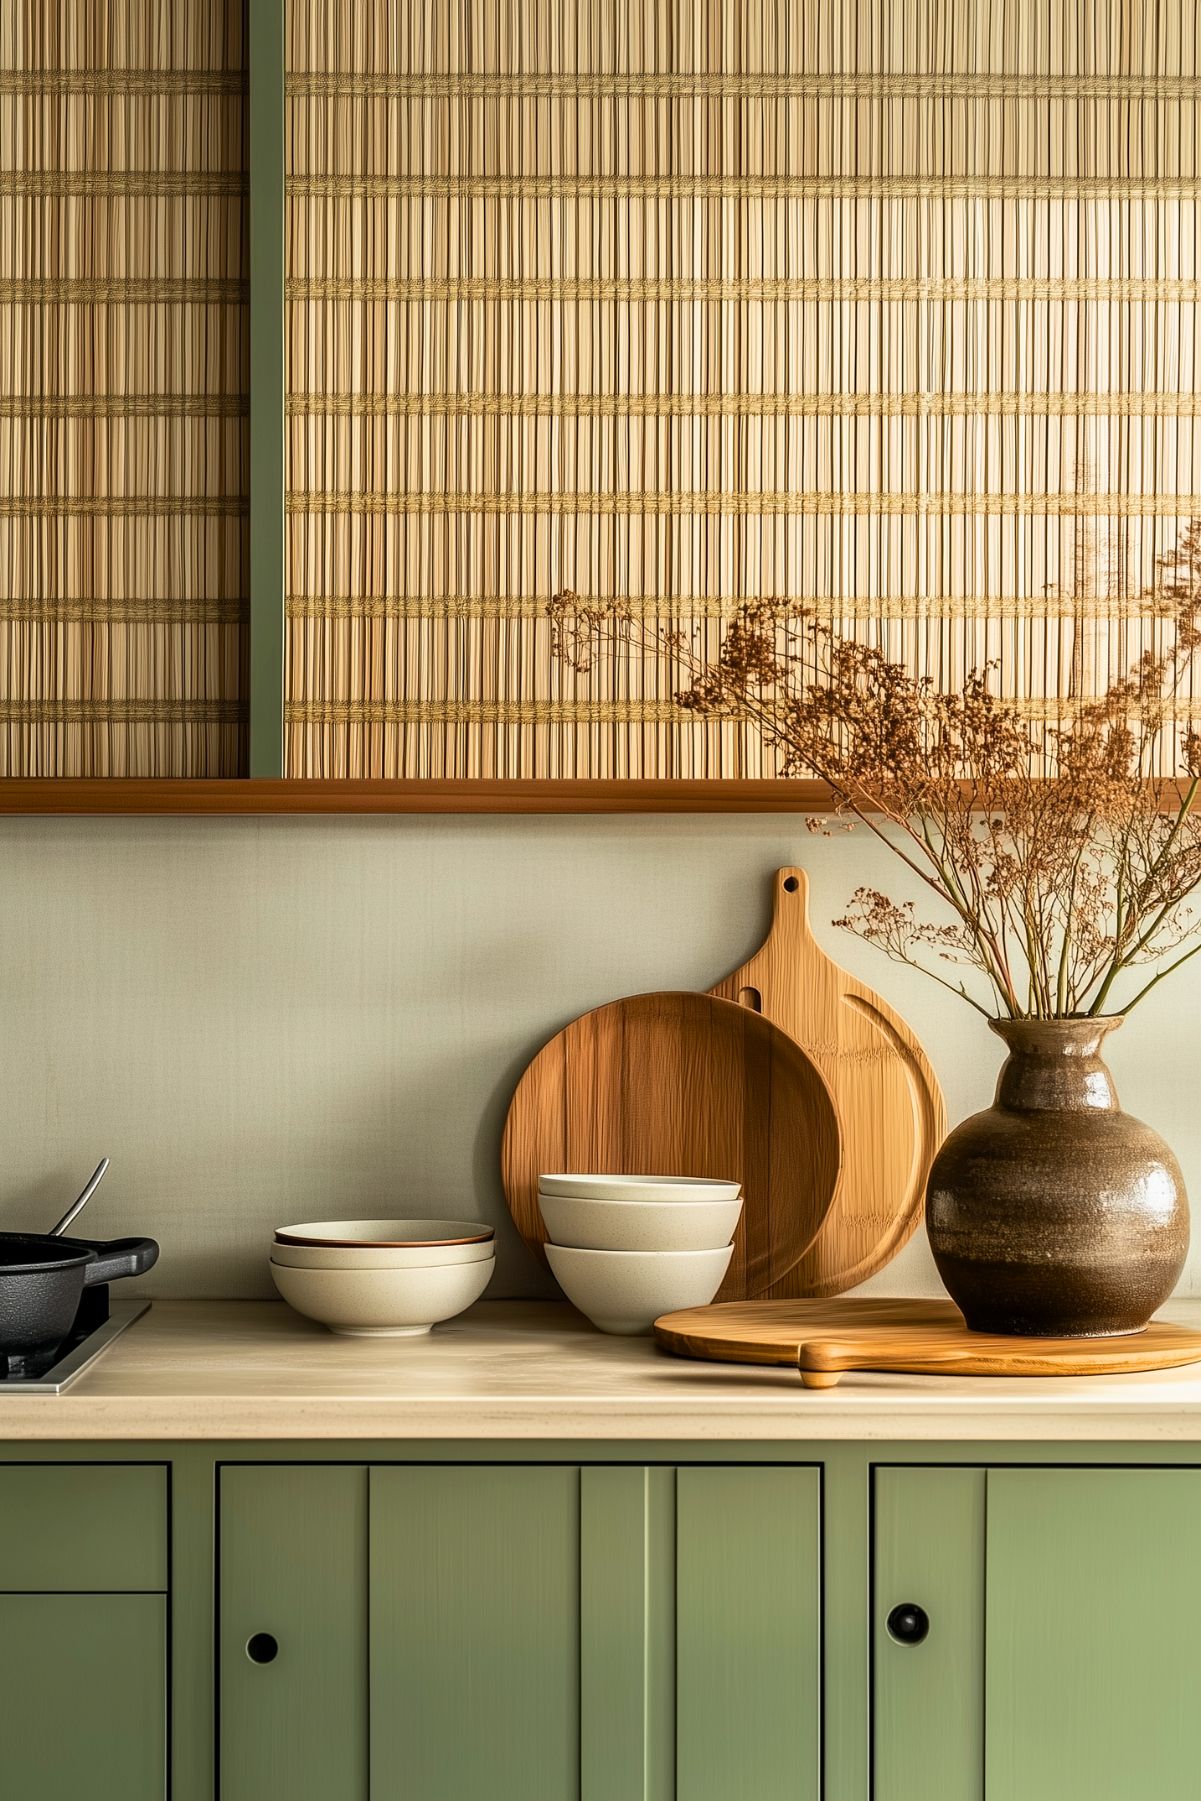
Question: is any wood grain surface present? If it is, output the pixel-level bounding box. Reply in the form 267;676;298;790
710;868;946;1296
501;991;841;1302
0;778;839;814
0;779;1185;816
655;1297;1201;1387
7;1300;1201;1440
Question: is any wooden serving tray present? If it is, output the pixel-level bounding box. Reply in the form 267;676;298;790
501;990;841;1302
654;1297;1201;1388
710;869;945;1297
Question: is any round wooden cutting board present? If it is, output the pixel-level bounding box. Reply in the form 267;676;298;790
709;867;946;1297
655;1297;1201;1387
501;991;842;1303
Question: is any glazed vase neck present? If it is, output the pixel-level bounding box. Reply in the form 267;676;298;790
989;1017;1123;1113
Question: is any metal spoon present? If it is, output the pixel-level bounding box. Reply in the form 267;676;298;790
50;1159;111;1238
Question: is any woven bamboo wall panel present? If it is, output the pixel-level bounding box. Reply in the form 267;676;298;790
285;0;1201;780
0;4;248;777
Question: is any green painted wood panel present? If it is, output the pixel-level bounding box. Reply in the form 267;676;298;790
0;1593;165;1797
986;1468;1201;1801
370;1465;581;1801
822;1443;871;1801
645;1467;679;1801
0;1463;165;1590
219;1464;368;1801
873;1466;985;1801
169;1445;217;1801
578;1464;678;1801
581;1465;651;1801
675;1465;820;1801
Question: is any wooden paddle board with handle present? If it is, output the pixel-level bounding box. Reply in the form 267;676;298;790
501;990;841;1302
655;1297;1201;1387
710;867;946;1296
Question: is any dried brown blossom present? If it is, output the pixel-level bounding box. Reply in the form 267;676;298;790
550;526;1201;1019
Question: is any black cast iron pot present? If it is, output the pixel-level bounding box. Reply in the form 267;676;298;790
0;1232;158;1354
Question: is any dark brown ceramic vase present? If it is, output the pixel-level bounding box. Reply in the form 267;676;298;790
926;1017;1188;1337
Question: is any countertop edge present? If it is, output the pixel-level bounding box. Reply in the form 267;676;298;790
5;1400;1201;1443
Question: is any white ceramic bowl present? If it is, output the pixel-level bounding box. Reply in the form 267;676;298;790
537;1174;741;1204
270;1255;494;1335
538;1189;742;1253
271;1238;496;1271
274;1218;494;1249
544;1242;733;1336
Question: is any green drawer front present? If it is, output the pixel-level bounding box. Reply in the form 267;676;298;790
0;1593;166;1799
0;1464;167;1591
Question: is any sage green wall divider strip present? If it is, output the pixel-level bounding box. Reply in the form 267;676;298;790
248;0;285;776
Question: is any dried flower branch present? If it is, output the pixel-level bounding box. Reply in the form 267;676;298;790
550;523;1201;1020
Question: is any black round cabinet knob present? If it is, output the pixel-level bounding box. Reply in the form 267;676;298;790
886;1603;930;1645
246;1632;279;1664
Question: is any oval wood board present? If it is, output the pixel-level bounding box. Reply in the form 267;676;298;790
501;991;841;1303
655;1297;1201;1387
710;867;946;1297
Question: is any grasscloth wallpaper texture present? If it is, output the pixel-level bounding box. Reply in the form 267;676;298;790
0;3;248;776
285;0;1201;780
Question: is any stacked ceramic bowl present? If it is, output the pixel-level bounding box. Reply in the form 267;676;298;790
270;1219;495;1336
538;1175;743;1335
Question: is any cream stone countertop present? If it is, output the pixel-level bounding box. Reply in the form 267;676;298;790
6;1298;1201;1441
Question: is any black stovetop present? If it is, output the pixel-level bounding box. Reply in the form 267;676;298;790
0;1286;150;1390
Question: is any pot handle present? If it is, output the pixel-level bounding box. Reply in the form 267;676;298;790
82;1237;160;1286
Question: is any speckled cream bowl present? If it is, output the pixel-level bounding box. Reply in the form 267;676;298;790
538;1189;742;1253
270;1255;495;1336
538;1175;740;1203
544;1242;733;1336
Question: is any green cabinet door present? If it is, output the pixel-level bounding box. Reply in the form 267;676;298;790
875;1465;1201;1801
986;1468;1201;1801
675;1466;821;1801
370;1464;582;1801
0;1593;165;1798
219;1459;821;1801
219;1465;368;1801
873;1467;986;1801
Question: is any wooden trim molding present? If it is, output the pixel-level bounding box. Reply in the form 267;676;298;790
0;779;840;815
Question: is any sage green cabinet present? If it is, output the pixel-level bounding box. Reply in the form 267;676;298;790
0;1593;166;1798
874;1465;1201;1801
0;1462;168;1800
219;1466;368;1801
0;1463;166;1590
372;1465;582;1801
22;1441;1201;1801
676;1466;820;1801
218;1461;820;1801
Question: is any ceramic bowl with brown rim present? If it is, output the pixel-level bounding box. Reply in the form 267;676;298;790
273;1218;494;1267
270;1255;495;1336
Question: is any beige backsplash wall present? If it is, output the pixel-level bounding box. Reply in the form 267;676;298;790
1;813;1199;1301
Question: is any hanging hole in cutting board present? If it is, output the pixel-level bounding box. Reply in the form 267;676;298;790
783;875;800;892
738;986;762;1012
